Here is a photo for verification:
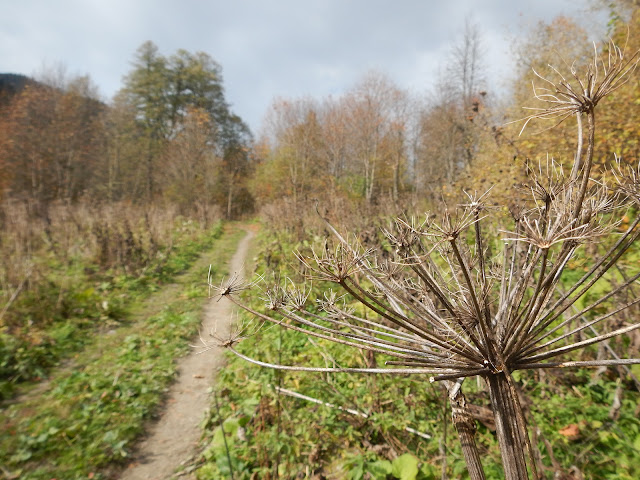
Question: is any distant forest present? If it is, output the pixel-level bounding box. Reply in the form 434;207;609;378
2;5;639;235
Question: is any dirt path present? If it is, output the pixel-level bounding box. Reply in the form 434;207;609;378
120;229;254;480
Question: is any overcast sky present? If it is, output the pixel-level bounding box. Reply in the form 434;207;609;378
1;1;603;134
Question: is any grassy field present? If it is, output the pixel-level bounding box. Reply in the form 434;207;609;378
0;222;246;480
2;221;639;480
193;227;640;480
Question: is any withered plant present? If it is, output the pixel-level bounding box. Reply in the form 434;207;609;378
211;40;640;479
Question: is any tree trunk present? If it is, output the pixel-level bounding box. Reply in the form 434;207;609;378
146;149;154;201
393;154;399;203
450;388;486;480
226;179;234;220
487;373;530;480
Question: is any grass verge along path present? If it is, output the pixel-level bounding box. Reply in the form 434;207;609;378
120;228;253;480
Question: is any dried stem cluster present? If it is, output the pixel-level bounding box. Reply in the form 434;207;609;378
210;40;640;479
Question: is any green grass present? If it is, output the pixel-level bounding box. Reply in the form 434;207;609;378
0;224;246;480
0;221;224;400
194;226;640;480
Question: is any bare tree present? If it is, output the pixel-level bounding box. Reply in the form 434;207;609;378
343;72;410;205
447;18;486;108
211;40;640;479
416;19;487;193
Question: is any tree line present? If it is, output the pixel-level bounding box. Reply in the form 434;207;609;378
0;41;253;220
253;2;640;232
1;2;638;227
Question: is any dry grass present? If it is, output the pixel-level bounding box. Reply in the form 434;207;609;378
0;200;221;329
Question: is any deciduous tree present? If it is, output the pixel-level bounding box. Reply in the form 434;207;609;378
118;42;252;208
0;75;105;211
414;20;487;198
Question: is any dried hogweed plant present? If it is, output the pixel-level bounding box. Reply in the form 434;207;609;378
209;40;640;480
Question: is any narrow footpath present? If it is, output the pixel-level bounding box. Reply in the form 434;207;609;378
120;230;254;480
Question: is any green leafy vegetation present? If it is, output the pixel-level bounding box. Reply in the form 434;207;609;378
0;210;224;400
195;229;640;479
0;224;245;479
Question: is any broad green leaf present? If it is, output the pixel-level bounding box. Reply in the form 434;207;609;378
222;417;239;435
368;459;392;479
391;453;419;480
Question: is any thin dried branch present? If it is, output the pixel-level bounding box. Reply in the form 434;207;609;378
228;346;469;376
514;39;640;133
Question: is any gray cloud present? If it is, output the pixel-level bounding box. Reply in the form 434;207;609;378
1;0;602;133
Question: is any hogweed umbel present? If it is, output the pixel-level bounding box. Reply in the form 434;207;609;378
212;39;640;480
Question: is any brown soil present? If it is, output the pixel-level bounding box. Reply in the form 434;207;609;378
119;229;254;480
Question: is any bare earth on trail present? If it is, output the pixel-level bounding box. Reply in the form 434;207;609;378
120;230;254;480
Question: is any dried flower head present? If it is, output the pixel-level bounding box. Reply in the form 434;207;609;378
611;155;640;205
208;267;252;299
516;39;640;133
296;240;372;282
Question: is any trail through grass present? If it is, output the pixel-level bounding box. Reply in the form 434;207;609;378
0;223;246;480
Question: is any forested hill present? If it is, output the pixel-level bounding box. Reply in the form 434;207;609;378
0;73;31;91
0;73;34;101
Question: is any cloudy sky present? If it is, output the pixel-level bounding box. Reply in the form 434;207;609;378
2;1;603;133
